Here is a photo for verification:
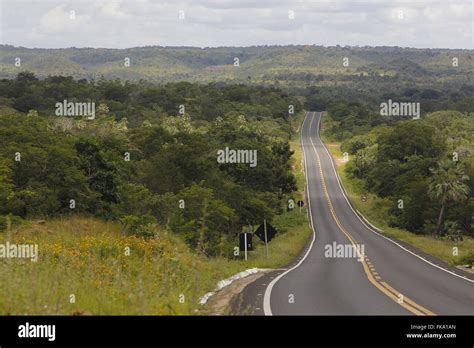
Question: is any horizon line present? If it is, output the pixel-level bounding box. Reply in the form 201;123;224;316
1;43;472;51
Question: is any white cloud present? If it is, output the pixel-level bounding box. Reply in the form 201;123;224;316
35;4;91;34
98;1;130;19
0;0;472;48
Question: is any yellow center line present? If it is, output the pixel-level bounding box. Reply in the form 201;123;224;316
307;112;435;316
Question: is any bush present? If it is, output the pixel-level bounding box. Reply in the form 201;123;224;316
119;214;157;238
0;215;25;231
442;221;463;242
341;134;374;155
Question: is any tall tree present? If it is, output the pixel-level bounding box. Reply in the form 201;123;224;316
428;161;470;233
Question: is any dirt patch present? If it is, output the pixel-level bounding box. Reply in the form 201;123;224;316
204;270;271;315
325;143;346;167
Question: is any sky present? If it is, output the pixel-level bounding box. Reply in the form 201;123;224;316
0;0;472;49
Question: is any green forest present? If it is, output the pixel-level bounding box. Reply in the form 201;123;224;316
0;72;302;256
2;69;472;247
318;86;473;241
1;45;472;88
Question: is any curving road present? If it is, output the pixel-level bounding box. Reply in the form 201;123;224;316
233;111;474;315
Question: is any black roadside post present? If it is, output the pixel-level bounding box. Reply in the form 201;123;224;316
264;219;268;257
297;200;305;213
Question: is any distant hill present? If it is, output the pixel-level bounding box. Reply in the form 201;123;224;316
0;45;472;85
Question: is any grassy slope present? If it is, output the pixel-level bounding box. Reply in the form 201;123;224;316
0;112;312;315
319;113;474;267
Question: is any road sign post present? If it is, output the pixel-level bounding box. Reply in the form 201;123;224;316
254;222;277;255
297;200;304;213
264;219;268;257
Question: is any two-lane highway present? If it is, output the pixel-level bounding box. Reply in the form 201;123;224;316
234;111;474;315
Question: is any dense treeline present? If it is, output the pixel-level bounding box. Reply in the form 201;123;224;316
304;84;474;139
0;72;301;127
1;45;471;85
0;73;302;255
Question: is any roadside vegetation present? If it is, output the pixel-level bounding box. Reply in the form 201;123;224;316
0;75;312;314
320;109;474;267
0;210;311;315
0;73;303;254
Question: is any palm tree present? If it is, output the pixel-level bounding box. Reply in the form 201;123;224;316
428;160;470;234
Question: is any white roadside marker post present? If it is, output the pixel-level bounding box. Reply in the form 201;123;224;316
244;232;248;261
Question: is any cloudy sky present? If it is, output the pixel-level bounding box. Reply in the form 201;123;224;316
0;0;472;49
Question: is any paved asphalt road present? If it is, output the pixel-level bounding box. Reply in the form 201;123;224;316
232;111;474;315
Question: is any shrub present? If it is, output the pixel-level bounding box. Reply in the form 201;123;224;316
119;214;157;238
0;215;25;231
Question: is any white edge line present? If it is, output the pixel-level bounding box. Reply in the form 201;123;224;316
315;112;474;284
263;112;318;315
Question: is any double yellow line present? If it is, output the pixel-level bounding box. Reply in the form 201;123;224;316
306;113;435;316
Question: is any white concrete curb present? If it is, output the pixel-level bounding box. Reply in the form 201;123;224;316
199;268;268;305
